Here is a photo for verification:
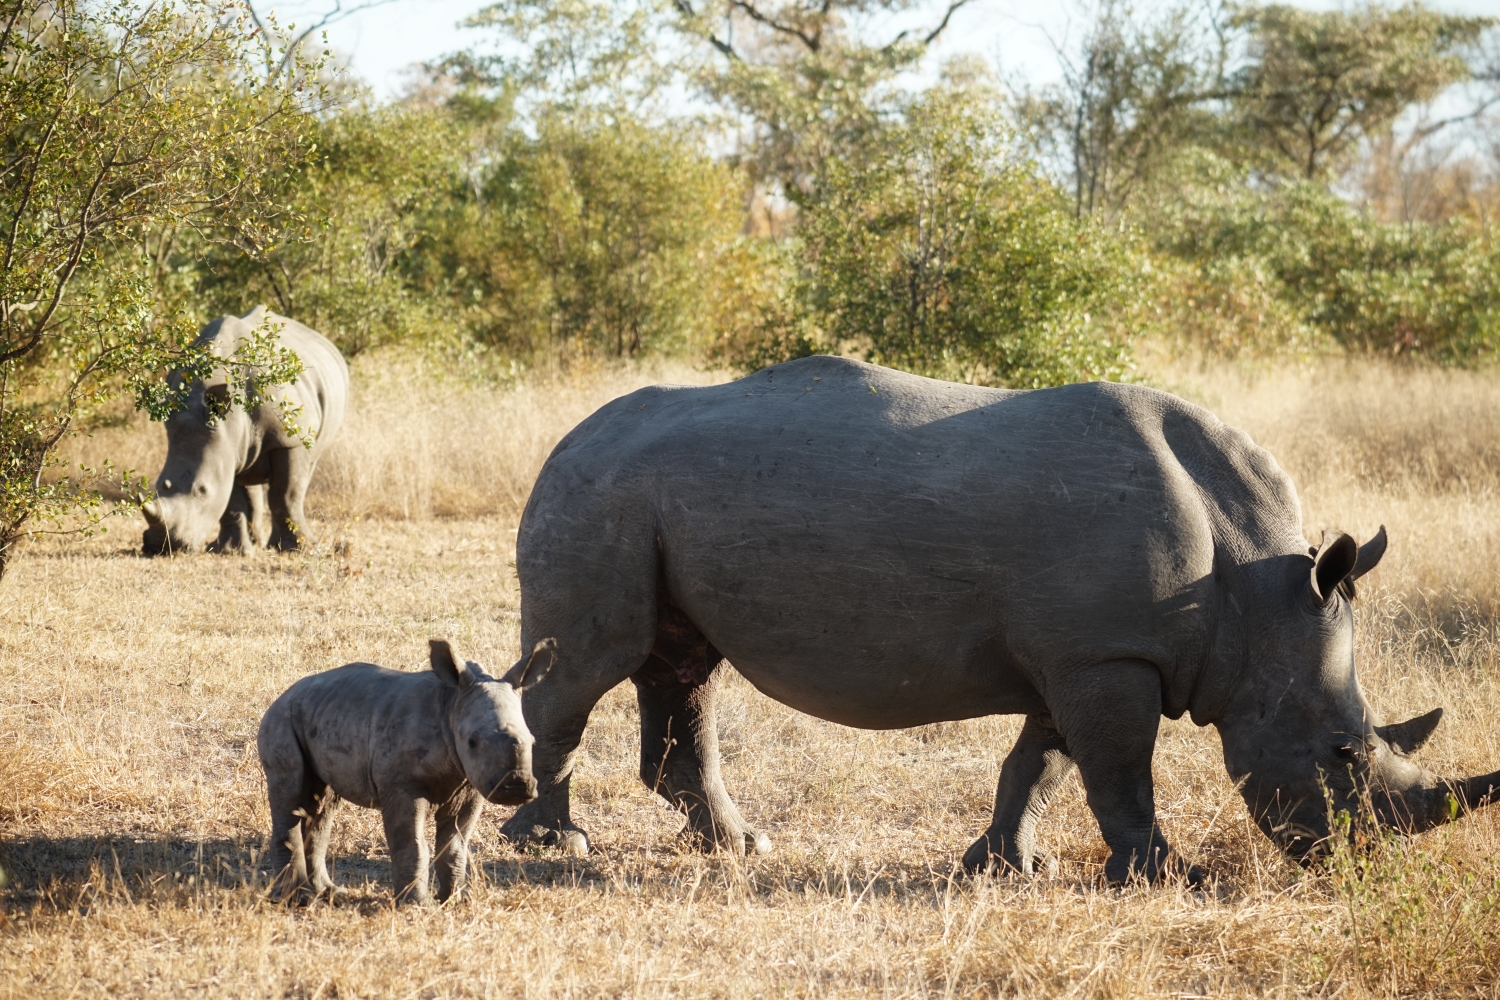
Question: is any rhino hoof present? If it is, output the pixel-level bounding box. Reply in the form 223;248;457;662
751;831;773;856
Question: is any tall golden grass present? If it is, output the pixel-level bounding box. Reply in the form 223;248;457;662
4;353;1500;998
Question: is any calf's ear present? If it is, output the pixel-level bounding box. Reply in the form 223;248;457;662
429;638;473;688
504;638;558;691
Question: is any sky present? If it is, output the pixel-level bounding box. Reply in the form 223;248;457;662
265;0;1500;103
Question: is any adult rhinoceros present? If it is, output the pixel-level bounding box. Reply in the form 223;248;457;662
502;356;1499;881
142;306;348;555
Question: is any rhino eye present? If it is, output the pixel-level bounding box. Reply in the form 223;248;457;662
468;737;477;749
1335;744;1363;760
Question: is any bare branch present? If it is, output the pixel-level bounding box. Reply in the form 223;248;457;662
673;0;738;59
729;0;821;53
923;0;974;47
253;0;409;81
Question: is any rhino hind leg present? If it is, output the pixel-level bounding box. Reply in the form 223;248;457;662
303;785;342;897
632;648;771;857
964;714;1075;876
262;725;324;903
267;447;316;551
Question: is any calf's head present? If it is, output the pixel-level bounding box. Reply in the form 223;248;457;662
1217;527;1500;861
142;381;242;554
430;638;556;806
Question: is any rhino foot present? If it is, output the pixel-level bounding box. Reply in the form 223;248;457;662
499;820;591;857
962;838;1056;878
682;824;772;857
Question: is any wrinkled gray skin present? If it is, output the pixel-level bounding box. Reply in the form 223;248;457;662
503;356;1500;882
258;639;554;905
142;306;348;555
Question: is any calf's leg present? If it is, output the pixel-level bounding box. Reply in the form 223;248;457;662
303;786;342;896
433;790;484;902
634;659;769;855
260;719;319;902
382;795;433;905
963;714;1075;875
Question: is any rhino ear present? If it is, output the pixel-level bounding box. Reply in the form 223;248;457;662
504;638;557;691
429;638;473;688
1377;707;1443;755
1311;530;1359;605
1350;525;1388;582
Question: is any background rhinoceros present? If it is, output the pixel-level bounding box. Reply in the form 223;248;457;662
142;306;349;554
501;355;1500;882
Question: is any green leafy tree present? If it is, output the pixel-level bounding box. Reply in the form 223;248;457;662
1228;3;1494;180
1148;154;1500;358
1021;0;1224;219
670;0;976;200
0;0;310;579
764;86;1138;386
431;113;758;359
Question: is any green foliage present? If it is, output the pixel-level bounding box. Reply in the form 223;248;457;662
429;112;763;359
1146;156;1500;359
748;87;1138;387
670;0;970;200
0;0;312;578
1315;802;1500;991
189;104;464;357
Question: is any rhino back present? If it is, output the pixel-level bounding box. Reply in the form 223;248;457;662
521;356;1305;727
195;306;350;454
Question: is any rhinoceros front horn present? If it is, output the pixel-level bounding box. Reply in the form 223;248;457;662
141;500;162;525
1395;769;1500;833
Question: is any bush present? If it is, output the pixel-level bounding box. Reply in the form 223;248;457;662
188;104;465;357
750;88;1140;387
1146;158;1500;360
427;112;768;361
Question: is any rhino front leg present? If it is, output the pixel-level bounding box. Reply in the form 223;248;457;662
433;790;483;902
212;484;257;554
382;794;433;905
1050;660;1194;885
497;701;594;856
633;660;770;856
963;714;1075;875
267;447;316;551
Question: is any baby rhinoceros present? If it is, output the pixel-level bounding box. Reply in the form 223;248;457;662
257;638;555;905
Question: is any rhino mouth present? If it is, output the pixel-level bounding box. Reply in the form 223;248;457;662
485;772;538;806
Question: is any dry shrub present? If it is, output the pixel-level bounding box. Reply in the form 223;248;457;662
5;353;1500;998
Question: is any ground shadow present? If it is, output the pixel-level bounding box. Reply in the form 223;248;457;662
0;833;386;914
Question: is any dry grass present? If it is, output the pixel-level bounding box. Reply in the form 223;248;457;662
5;353;1500;998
